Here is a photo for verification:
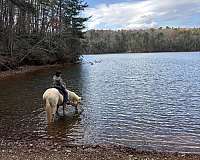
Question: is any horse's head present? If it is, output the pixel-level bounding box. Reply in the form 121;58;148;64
74;96;82;106
77;96;82;104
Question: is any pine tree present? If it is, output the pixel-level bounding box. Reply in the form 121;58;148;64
62;0;89;61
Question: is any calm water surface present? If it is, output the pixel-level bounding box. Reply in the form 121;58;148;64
0;52;200;153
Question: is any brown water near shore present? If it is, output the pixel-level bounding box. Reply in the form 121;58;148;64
0;64;66;80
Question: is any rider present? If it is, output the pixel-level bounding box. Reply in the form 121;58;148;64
52;71;68;106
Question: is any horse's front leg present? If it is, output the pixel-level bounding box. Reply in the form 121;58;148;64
70;102;78;114
74;104;78;114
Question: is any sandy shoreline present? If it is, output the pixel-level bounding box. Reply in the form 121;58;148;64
0;144;200;160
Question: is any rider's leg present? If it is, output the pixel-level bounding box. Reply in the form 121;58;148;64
58;86;67;116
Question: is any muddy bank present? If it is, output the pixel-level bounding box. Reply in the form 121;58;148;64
0;143;199;160
0;64;72;80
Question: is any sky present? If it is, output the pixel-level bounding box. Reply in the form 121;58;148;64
83;0;200;30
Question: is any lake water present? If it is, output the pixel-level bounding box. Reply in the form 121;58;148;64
0;52;200;153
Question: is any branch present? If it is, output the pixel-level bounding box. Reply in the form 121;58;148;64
0;60;13;71
18;38;47;64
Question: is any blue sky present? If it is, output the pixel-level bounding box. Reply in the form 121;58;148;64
84;0;200;30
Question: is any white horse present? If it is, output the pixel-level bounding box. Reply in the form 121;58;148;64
43;88;81;124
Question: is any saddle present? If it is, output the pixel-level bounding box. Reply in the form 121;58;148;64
54;86;68;104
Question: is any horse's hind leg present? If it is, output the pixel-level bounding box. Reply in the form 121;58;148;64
56;105;59;116
46;106;53;124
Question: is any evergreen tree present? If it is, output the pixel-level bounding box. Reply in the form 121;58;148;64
62;0;89;61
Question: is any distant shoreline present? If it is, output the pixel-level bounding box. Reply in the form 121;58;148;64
84;50;200;55
84;29;200;55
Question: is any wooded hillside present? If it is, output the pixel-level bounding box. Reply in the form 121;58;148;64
0;0;88;71
83;28;200;54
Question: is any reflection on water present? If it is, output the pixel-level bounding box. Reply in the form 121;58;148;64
47;115;82;142
0;52;200;153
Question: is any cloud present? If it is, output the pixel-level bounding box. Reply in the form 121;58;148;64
84;0;200;30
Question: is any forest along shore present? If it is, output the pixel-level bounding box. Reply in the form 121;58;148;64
0;0;89;73
83;28;200;54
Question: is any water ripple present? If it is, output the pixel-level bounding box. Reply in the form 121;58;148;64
1;53;200;153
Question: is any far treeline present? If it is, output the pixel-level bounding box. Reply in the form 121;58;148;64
0;0;88;71
83;28;200;54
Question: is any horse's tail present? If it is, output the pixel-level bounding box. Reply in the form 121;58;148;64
46;100;53;124
43;96;53;124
